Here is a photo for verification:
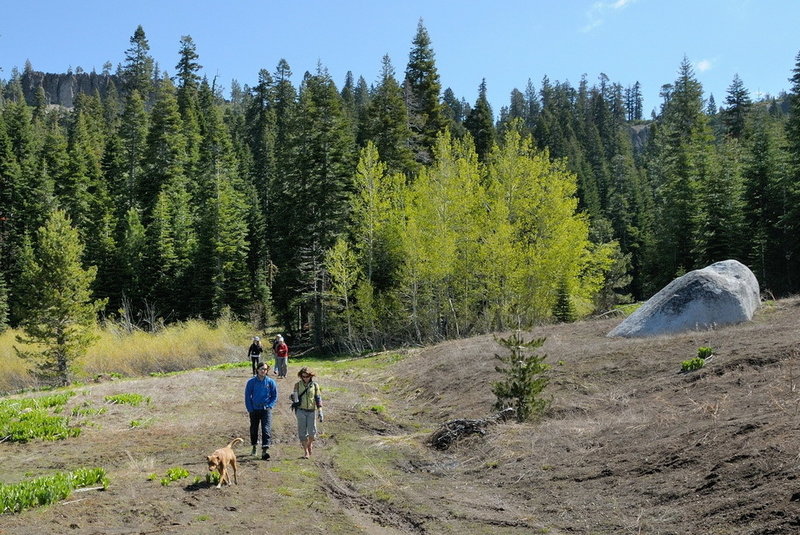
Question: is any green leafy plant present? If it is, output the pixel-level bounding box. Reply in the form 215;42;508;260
492;332;551;422
0;393;81;442
681;357;706;372
697;346;715;359
104;393;150;406
0;468;108;513
160;467;190;486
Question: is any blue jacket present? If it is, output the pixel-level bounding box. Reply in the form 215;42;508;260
245;375;278;412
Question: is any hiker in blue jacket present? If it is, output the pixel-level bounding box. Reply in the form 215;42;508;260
244;362;278;459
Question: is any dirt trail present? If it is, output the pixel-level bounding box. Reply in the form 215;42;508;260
2;298;800;534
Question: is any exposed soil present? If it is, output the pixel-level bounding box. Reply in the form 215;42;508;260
3;297;800;534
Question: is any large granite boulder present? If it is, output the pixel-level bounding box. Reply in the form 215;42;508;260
608;260;760;338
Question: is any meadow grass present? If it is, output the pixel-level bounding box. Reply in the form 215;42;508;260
0;319;253;394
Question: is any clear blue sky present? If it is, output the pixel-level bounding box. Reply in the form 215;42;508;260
1;0;798;117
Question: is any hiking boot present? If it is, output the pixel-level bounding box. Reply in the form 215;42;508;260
261;450;270;460
251;445;257;456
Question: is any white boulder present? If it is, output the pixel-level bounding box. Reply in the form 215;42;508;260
608;260;760;338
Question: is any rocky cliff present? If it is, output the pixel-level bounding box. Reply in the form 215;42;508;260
627;123;650;153
19;70;120;108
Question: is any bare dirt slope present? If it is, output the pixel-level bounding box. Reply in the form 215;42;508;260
2;298;800;534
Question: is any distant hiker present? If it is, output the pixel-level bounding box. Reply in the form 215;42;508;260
291;367;322;459
274;334;289;378
244;362;277;460
247;336;263;376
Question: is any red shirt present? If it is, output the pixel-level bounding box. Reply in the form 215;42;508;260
275;342;288;358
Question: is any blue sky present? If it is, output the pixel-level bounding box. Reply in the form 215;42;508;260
1;0;798;117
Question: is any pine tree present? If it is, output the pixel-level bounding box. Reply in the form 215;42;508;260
365;55;416;177
780;50;800;291
721;74;752;139
647;57;714;285
14;210;106;386
492;332;551;422
441;87;467;137
464;79;496;161
3;81;53;323
117;208;148;312
694;138;745;265
743;109;790;292
141;77;186;219
175;35;203;185
404;19;446;164
117;89;148;211
552;279;576;322
273;66;356;344
121;25;155;99
195;82;251;319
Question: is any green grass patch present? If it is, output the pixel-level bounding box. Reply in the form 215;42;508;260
613;302;642;316
149;370;182;377
104;393;150;406
0;468;108;513
302;352;408;373
329;435;399;485
275;486;295;497
204;361;249;371
129;419;150;428
71;405;106;417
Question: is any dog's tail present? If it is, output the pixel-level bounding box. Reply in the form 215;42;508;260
227;437;244;449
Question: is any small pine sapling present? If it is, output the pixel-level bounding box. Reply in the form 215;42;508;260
492;332;552;422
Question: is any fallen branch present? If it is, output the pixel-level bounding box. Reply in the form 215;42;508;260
428;408;515;450
73;486;106;493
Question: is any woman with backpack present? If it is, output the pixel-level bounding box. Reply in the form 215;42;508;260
291;367;322;458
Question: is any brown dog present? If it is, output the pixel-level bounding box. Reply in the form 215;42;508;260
206;437;243;488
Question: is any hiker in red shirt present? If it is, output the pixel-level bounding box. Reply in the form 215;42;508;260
274;334;289;378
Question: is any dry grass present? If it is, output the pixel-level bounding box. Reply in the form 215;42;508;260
0;329;36;393
0;319;253;393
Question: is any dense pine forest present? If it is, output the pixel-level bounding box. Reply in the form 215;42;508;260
1;22;799;353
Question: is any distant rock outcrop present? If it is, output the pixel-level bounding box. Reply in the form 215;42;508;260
19;70;119;109
628;123;650;154
608;260;760;338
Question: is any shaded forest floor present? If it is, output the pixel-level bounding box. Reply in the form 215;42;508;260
2;297;800;534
